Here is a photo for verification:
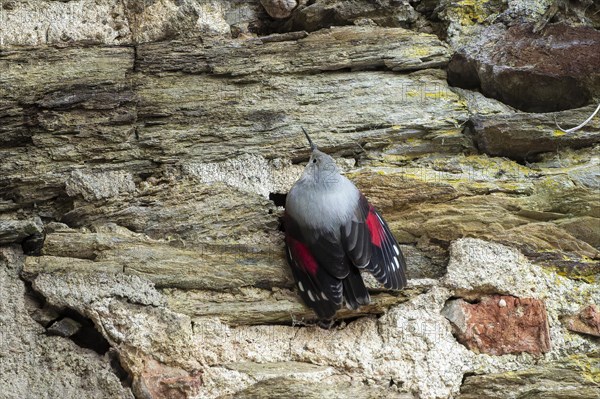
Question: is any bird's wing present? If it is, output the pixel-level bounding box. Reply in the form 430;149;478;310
341;194;407;290
284;213;343;319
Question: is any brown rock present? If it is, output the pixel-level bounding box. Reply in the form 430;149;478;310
469;104;600;160
556;216;600;248
442;295;551;355
565;304;600;337
133;357;202;399
449;23;600;112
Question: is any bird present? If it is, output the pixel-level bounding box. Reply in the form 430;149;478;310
284;128;407;325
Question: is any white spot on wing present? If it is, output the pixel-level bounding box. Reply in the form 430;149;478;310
321;291;327;300
393;245;400;255
308;290;315;302
393;257;399;270
298;281;304;292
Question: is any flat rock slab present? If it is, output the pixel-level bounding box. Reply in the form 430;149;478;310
564;304;600;338
458;353;600;399
137;26;450;75
470;104;600;160
163;285;428;325
219;376;413;399
448;23;600;112
442;295;551;355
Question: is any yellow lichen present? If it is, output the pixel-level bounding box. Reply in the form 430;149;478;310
452;0;491;26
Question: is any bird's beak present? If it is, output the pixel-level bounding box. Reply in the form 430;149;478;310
301;127;316;151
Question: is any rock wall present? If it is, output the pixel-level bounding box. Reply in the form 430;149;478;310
1;1;599;398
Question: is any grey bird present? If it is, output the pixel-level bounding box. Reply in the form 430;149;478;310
284;128;407;323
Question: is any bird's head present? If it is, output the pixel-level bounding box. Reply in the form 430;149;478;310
301;128;340;186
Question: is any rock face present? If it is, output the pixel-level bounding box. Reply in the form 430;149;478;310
0;247;134;399
448;23;600;112
1;1;599;399
443;296;551;355
458;352;600;399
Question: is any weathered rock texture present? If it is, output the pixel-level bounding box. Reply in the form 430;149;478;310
448;23;600;112
564;304;600;338
442;296;551;355
1;1;599;398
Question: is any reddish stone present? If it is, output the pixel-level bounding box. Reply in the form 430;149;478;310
442;295;551;355
448;23;600;112
135;358;202;399
565;304;600;338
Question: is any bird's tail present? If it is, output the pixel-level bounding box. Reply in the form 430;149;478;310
342;267;371;310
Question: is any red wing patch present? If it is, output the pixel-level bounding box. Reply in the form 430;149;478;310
288;237;318;277
342;195;407;290
284;213;344;319
365;206;383;247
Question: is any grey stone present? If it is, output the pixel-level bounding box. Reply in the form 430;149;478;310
0;216;43;245
48;317;83;338
0;247;134;399
458;353;600;399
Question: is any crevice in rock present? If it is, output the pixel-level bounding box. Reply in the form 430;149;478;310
388;377;403;388
57;308;111;355
460;371;476;386
269;192;287;208
109;349;134;389
131;44;139;73
21;231;46;256
22;278;135;390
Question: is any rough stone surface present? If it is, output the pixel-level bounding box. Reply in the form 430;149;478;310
0;216;43;245
135;356;203;399
458;353;600;399
564;304;600;338
219;376;414;398
65;170;136;201
47;317;83;338
470;104;600;160
2;1;600;398
0;0;266;46
281;0;421;32
260;0;297;19
442;296;551;355
448;23;600;112
136;26;451;75
0;246;134;399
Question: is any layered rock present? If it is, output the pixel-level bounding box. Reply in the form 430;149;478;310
1;1;599;398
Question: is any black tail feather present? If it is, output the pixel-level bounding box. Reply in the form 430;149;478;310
342;267;371;310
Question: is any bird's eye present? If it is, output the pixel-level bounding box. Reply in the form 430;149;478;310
312;159;317;163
